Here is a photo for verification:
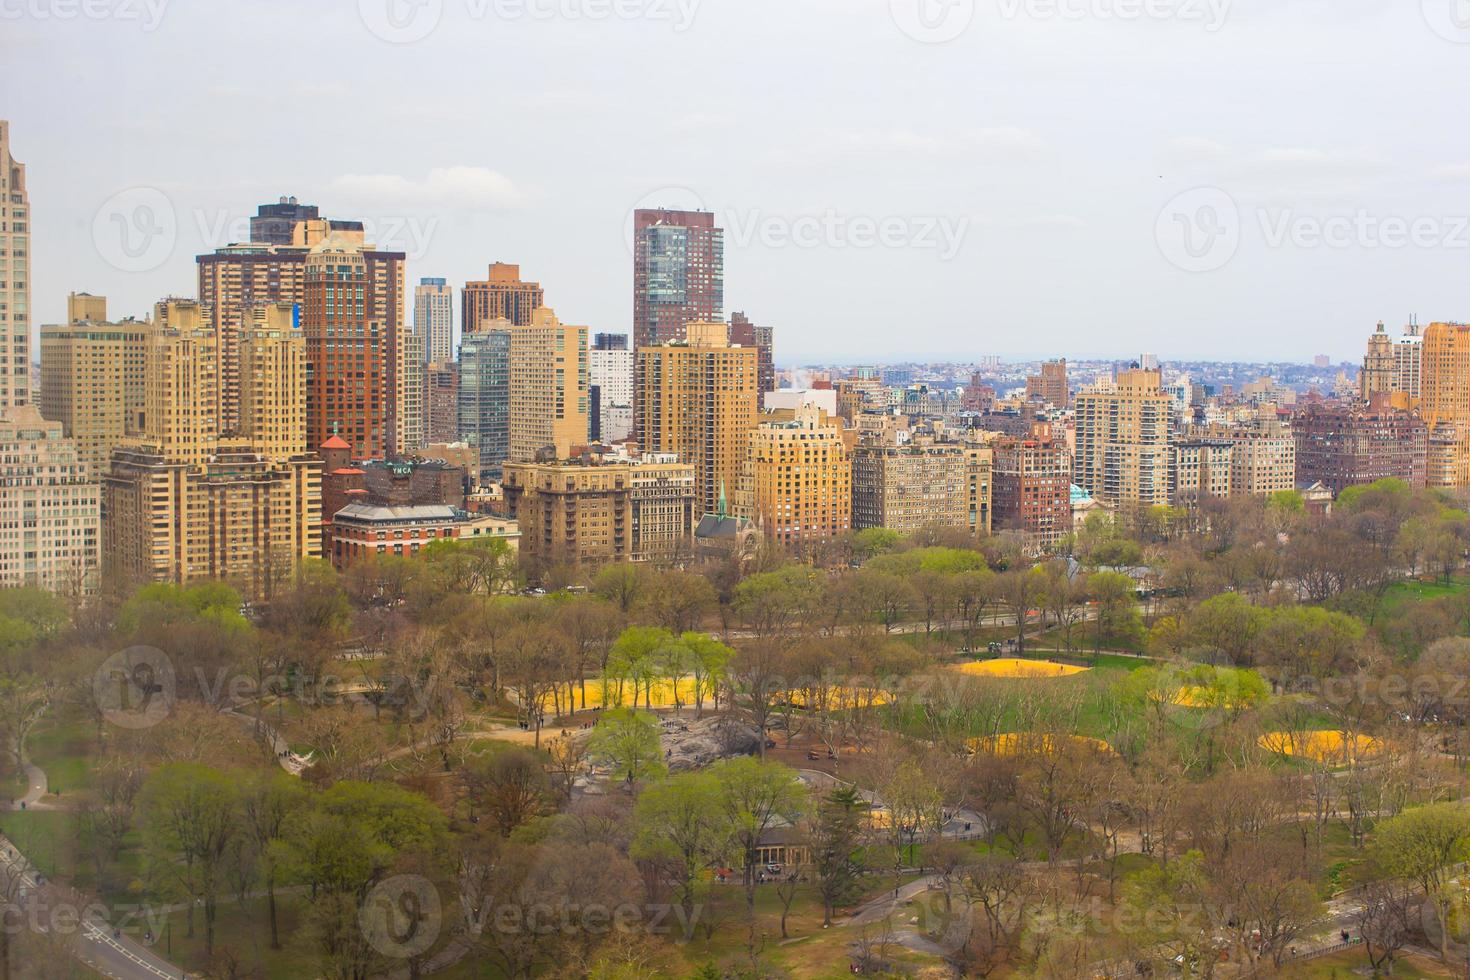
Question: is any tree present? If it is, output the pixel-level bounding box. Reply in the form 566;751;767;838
682;632;732;717
239;770;308;950
1117;850;1218;975
140;763;240;958
710;757;805;927
993;566;1046;652
587;708;665;788
811;785;867;926
1370;802;1470;961
463;746;550;836
630;771;729;937
1357;879;1417;976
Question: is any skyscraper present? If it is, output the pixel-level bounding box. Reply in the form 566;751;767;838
104;299;320;598
589;332;634;443
1361;319;1423;407
633;209;724;351
637;321;759;516
1073;368;1172;509
458;329;510;479
299;232;408;459
250;196;320;246
415;277;454;364
462;262;544;333
506;307;589;463
0;121;30;409
0;122;101;594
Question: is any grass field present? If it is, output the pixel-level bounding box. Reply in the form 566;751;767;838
1377;575;1470;614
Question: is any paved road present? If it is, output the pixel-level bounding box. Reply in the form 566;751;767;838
0;833;186;979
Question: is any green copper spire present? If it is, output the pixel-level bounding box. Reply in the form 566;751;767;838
717;481;728;518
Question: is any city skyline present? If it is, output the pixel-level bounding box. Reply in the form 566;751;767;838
7;2;1470;363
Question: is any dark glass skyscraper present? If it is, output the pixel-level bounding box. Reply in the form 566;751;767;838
458;329;510;480
632;209;723;352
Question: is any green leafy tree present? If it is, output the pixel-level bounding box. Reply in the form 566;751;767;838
631;771;729;936
1370;803;1470;961
588;708;665;788
140;763;240;958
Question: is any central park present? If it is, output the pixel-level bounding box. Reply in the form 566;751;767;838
6;480;1470;979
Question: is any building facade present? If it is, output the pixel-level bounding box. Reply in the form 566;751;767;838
0;406;99;595
458;329;510;479
0;121;29;411
502;452;697;571
427;361;460;445
991;437;1073;550
589;333;634;444
415;276;454;364
1073;368;1172;510
1292;404;1428;494
506;307;589;463
851;441;969;535
1025;359;1069;408
637;321;760;516
633;209;724;351
462;262;543;333
728;312;775;396
328;504;517;569
40;295;151;475
738;405;851;550
1419;321;1470;488
1170;439;1234;505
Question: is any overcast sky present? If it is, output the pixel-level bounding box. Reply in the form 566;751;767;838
4;0;1467;364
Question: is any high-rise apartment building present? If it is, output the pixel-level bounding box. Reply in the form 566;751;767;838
737;405;851;550
728;312;775;396
633;209;724;351
300;233;408;459
851;440;970;535
965;442;994;537
104;299;320;599
462;262;544;333
1193;416;1297;497
507;307;588;464
40;295;152;475
503;450;697;572
1361;320;1423;406
1292;403;1428;494
0;121;31;409
427;361;460;445
415;277;454;364
1025;359;1069;408
1170;438;1234;505
458;328;510;479
398;328;427;456
991;436;1072;551
200;219;406;450
1417;322;1470;487
637;321;760;516
589;332;634;444
1;123;100;594
1073;368;1172;509
250;196;320;246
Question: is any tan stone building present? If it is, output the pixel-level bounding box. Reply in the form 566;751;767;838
506;306;589;463
1073;368;1172;510
851;440;969;535
737;404;851;550
637;321;760;516
1361;320;1422;405
1420;322;1470;488
103;300;320;599
40;294;152;475
0;120;31;411
502;451;696;572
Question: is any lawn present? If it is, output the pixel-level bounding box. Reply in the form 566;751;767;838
25;710;100;798
1278;947;1451;978
1377;575;1470;615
